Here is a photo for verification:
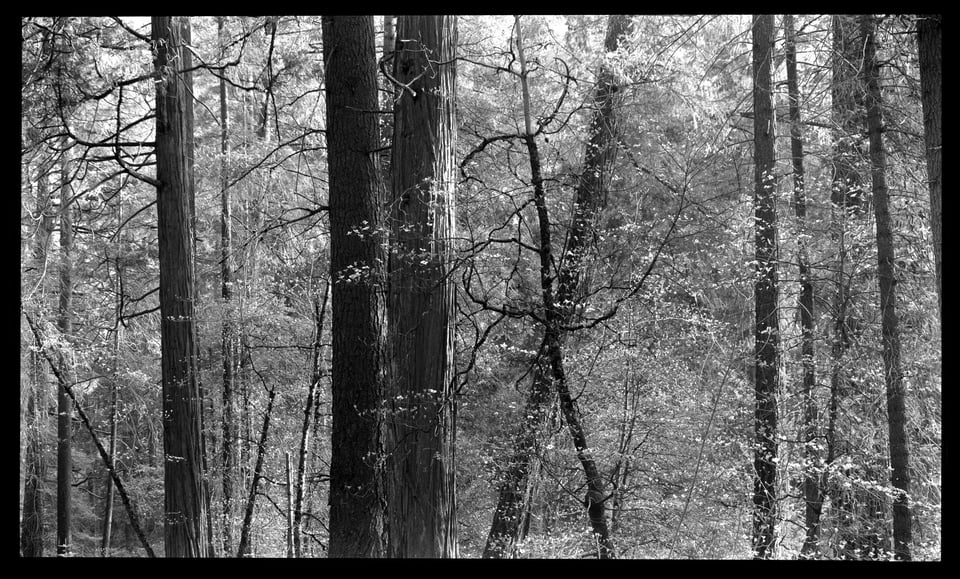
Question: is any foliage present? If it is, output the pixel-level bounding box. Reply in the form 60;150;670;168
19;14;939;559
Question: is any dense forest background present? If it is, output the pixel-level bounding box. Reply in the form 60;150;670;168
19;14;940;559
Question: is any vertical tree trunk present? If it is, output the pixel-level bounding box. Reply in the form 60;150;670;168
827;15;865;557
218;15;239;559
784;14;824;559
484;14;631;560
153;16;210;558
385;14;459;558
56;141;74;558
285;451;294;558
860;14;912;561
293;282;328;558
750;13;779;560
916;14;941;325
321;15;388;559
101;235;122;557
21;165;53;558
383;16;395;61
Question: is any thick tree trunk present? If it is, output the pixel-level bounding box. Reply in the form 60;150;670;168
322;15;388;559
830;15;866;213
916;14;941;325
385;14;459;558
784;15;824;559
861;14;912;561
57;141;74;558
153;16;210;558
750;14;779;560
827;15;866;558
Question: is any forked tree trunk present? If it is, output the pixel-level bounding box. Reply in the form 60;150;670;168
750;14;779;560
153;16;210;558
861;14;912;561
385;14;459;558
484;14;631;560
322;15;388;558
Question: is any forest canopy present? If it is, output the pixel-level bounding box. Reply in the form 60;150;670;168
20;14;940;560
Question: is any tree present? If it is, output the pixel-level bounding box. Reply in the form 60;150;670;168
152;16;210;558
56;141;74;558
784;14;823;558
21;162;55;558
861;13;912;561
322;14;387;558
916;14;941;325
750;13;779;560
484;14;632;560
385;14;459;558
217;15;239;557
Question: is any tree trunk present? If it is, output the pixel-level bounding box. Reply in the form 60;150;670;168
321;15;388;558
153;16;210;558
750;13;779;560
285;452;294;558
101;242;122;557
385;14;459;558
236;383;277;557
861;14;912;561
217;15;239;559
916;14;941;326
57;140;74;558
830;15;866;213
21;165;54;558
484;14;631;560
784;14;824;559
293;282;328;558
827;15;865;558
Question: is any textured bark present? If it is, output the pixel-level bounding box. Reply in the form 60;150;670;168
826;15;864;557
861;14;912;561
218;15;239;558
830;15;866;213
153;16;210;558
916;14;941;325
322;15;388;558
484;14;631;560
751;14;779;560
385;14;458;558
784;15;823;559
21;167;53;558
56;141;74;557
